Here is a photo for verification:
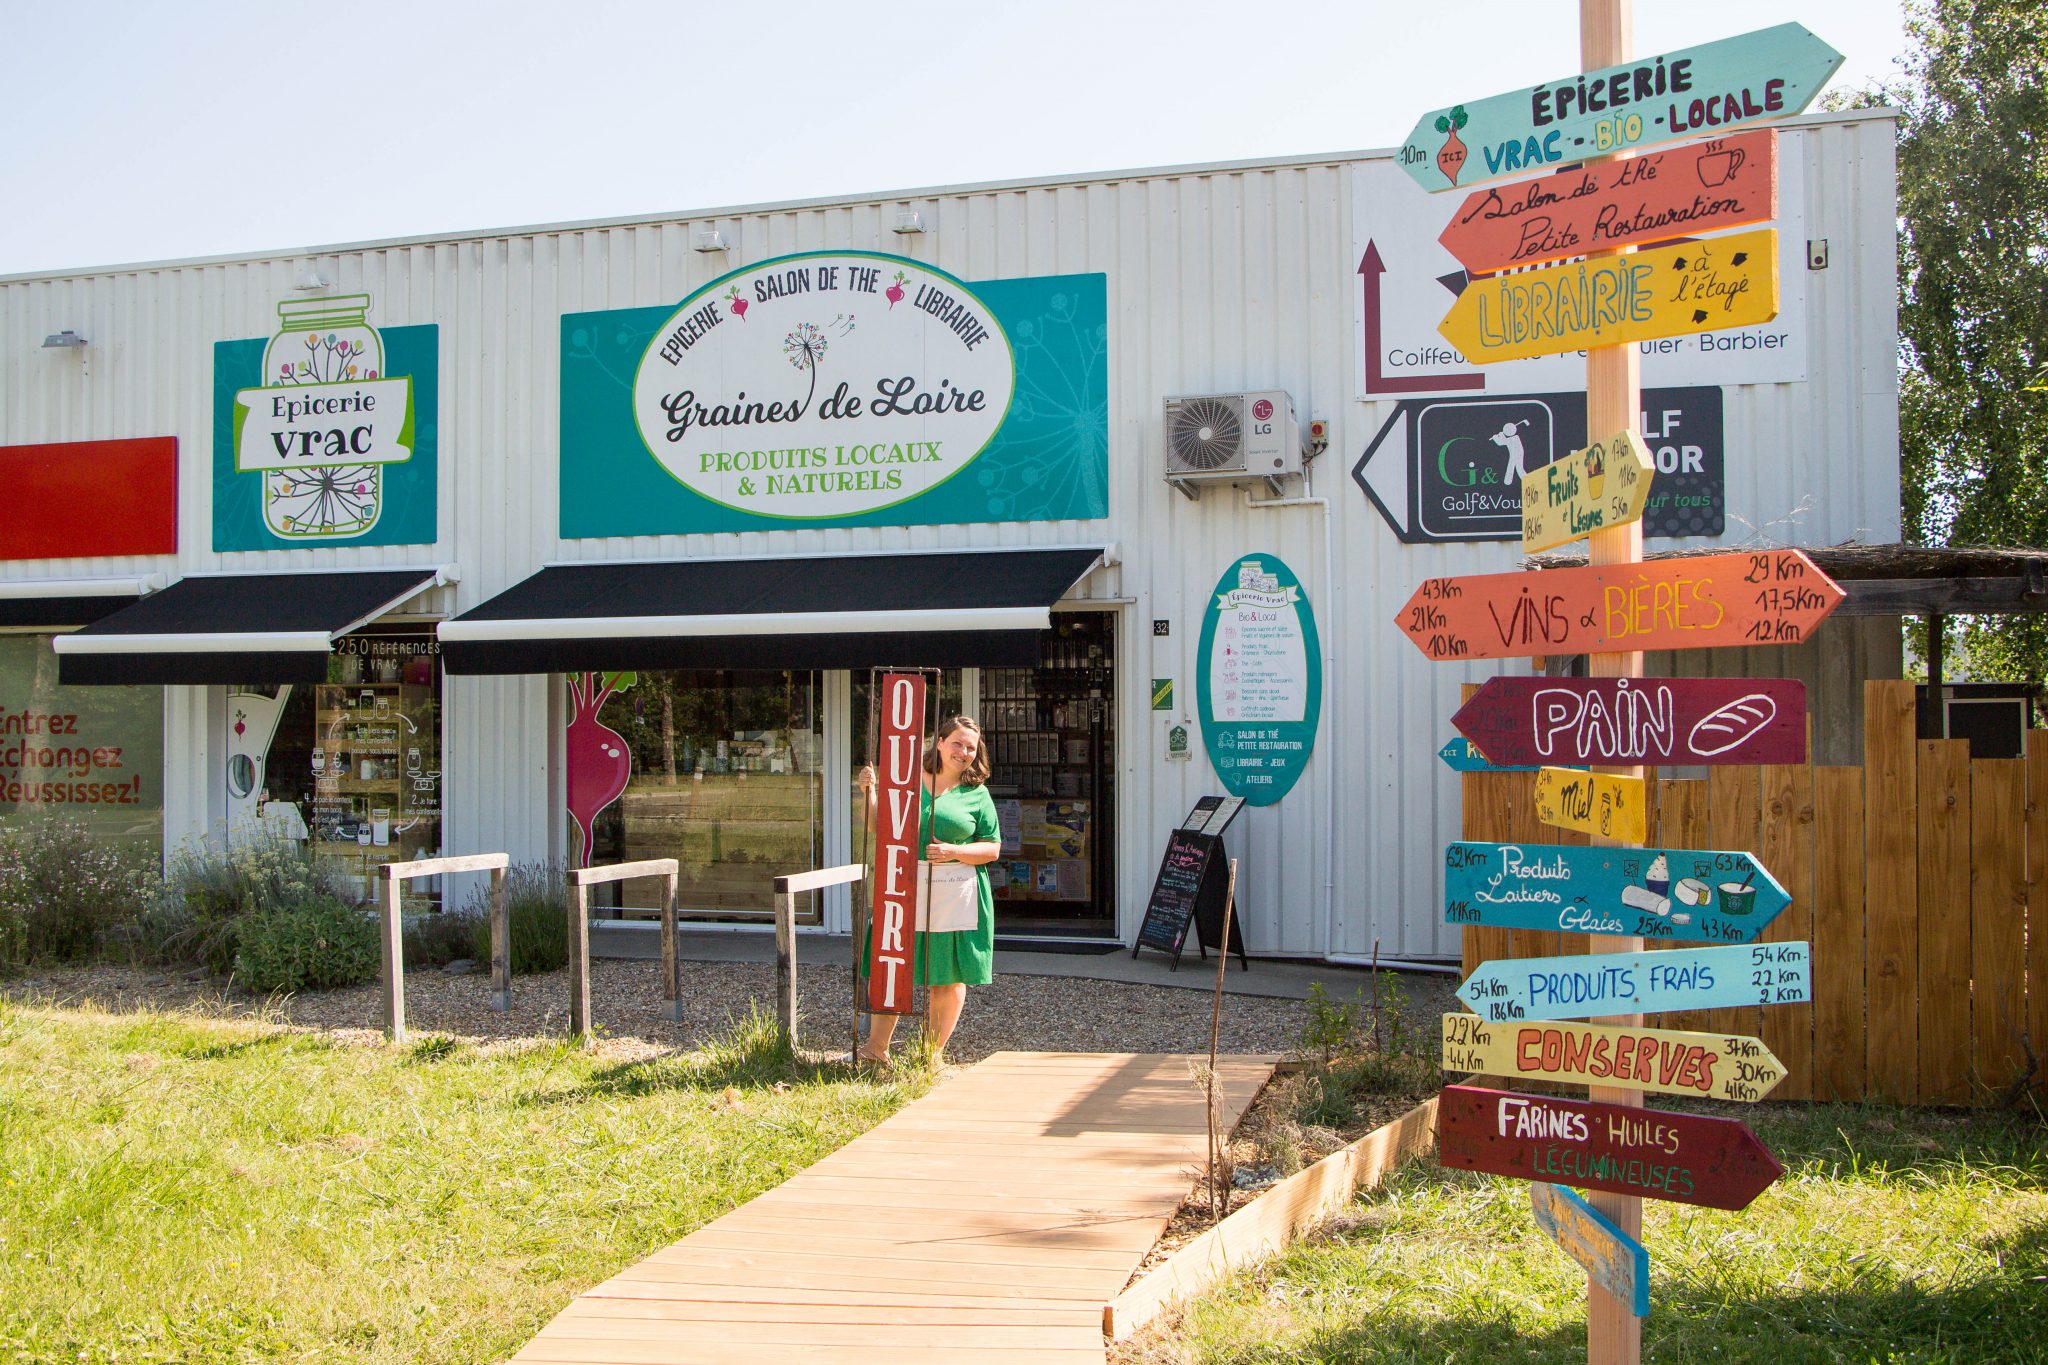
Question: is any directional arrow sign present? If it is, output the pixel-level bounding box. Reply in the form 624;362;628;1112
1438;1084;1786;1211
1444;841;1792;944
1439;229;1780;364
1442;1011;1788;1102
1452;676;1808;768
1393;549;1845;662
1438;128;1779;274
1522;429;1655;554
1534;766;1646;842
1396;23;1844;193
1531;1182;1650;1318
1457;942;1813;1021
1439;736;1539;773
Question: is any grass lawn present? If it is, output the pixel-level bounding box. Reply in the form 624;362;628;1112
0;997;925;1364
1122;1099;2048;1365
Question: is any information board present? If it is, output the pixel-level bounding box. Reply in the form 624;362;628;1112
1133;828;1248;971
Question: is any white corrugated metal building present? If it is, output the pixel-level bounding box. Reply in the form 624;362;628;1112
0;108;1899;964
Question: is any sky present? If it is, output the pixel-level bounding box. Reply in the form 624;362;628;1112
1;0;1911;278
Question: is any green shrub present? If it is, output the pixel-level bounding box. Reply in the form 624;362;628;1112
0;815;162;969
162;829;360;972
461;860;566;975
231;897;380;993
403;909;483;967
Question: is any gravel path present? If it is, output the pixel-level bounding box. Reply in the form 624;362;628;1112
0;958;1461;1063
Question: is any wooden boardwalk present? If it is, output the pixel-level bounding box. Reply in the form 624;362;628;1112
508;1051;1277;1364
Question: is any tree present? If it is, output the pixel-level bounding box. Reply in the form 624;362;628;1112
1892;0;2048;679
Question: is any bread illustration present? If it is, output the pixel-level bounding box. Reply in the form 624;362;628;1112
1688;693;1778;756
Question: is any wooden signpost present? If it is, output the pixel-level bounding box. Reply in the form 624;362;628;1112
1437;228;1780;364
1442;1012;1788;1103
1393;548;1846;662
1451;676;1808;768
1523;430;1655;554
1532;1183;1651;1319
1457;942;1812;1021
1534;766;1646;842
1444;841;1793;944
1437;1084;1785;1211
1439;128;1779;273
1396;23;1843;193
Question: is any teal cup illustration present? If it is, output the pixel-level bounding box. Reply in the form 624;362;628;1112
1719;882;1758;916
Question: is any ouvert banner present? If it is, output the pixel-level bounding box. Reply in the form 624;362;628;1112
560;252;1108;536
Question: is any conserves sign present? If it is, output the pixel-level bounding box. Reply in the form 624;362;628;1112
631;253;1014;521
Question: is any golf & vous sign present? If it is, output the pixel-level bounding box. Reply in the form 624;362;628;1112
866;672;927;1013
1439;1084;1785;1211
1397;23;1843;192
1444;841;1791;943
1451;676;1808;768
1442;1012;1788;1103
1393;549;1845;661
1457;942;1813;1021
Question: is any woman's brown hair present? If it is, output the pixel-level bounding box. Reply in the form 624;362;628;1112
922;715;990;787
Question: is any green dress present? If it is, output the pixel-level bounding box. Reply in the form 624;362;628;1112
861;780;999;988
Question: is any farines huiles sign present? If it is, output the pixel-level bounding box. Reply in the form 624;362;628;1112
631;253;1014;520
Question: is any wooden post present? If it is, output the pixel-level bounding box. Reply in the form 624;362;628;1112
776;885;798;1046
380;865;407;1045
660;867;681;1024
567;880;591;1040
488;866;510;1012
1582;4;1643;1363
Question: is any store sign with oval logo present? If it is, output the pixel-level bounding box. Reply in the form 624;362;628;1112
630;253;1016;520
1196;553;1322;806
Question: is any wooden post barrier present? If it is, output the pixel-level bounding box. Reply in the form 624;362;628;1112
378;852;512;1044
770;863;865;1047
565;859;681;1038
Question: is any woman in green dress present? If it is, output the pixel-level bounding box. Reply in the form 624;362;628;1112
856;715;1001;1065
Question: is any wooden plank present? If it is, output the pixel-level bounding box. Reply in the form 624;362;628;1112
570;857;680;886
642;1246;1123;1292
525;1320;1105;1347
1971;757;2027;1100
1809;765;1867;1099
1755;762;1815;1100
1863;679;1920;1102
1916;740;1974;1104
512;1343;1103;1365
557;1298;1101;1326
1104;1098;1437;1343
388;850;509;877
2031;747;2048;1097
773;861;866;894
1707;763;1763;1042
682;1229;1139;1271
1654;778;1710;1034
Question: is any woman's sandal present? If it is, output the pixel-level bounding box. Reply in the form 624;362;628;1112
852;1047;892;1070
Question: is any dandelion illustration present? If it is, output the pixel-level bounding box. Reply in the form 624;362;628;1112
783;322;828;408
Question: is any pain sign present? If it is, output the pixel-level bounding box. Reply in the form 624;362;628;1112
865;672;927;1013
1397;23;1843;193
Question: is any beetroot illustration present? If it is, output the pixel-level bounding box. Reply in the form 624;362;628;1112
726;284;748;321
566;671;635;867
1435;105;1470;185
886;271;907;309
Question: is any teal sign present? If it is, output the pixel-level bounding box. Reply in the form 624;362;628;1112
1532;1182;1650;1319
1458;942;1812;1022
1398;23;1843;192
212;307;439;550
559;253;1106;536
1196;554;1320;806
1444;841;1790;944
1439;736;1539;773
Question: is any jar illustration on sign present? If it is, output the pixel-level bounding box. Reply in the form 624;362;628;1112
260;295;385;540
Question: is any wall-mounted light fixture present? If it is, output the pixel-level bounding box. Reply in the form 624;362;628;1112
693;229;728;253
291;267;330;291
892;211;925;235
41;330;87;348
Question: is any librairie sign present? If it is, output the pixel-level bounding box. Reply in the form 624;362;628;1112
1442;1012;1788;1103
1534;766;1646;842
1438;230;1780;364
1393;549;1845;662
1397;23;1843;193
1531;1183;1650;1319
1439;129;1778;274
1522;429;1655;554
1444;841;1791;943
1457;942;1812;1021
1451;676;1808;768
1438;1084;1785;1211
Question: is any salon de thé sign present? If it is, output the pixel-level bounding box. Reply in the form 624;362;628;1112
631;253;1015;521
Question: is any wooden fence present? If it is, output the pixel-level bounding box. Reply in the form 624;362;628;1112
1462;680;2046;1106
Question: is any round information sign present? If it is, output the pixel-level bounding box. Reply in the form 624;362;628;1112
1195;553;1321;805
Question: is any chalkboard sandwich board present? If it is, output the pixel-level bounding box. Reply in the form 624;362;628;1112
1134;822;1248;971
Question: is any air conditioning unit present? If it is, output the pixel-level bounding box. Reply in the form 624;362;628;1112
1162;390;1304;500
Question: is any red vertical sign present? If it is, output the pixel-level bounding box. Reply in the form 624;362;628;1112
867;672;927;1013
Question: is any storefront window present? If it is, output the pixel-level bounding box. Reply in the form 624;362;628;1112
231;626;443;902
0;633;164;847
846;670;962;861
579;670;822;916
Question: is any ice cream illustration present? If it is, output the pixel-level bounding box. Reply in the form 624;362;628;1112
1645;854;1670;896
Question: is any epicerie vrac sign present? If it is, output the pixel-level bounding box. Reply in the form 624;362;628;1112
631;252;1015;520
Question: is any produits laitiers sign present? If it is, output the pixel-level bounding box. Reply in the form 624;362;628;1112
561;252;1108;536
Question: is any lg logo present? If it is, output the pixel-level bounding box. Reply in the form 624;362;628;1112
1251;398;1274;422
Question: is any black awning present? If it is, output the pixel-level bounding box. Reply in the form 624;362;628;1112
439;547;1106;675
0;592;143;628
53;568;445;685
